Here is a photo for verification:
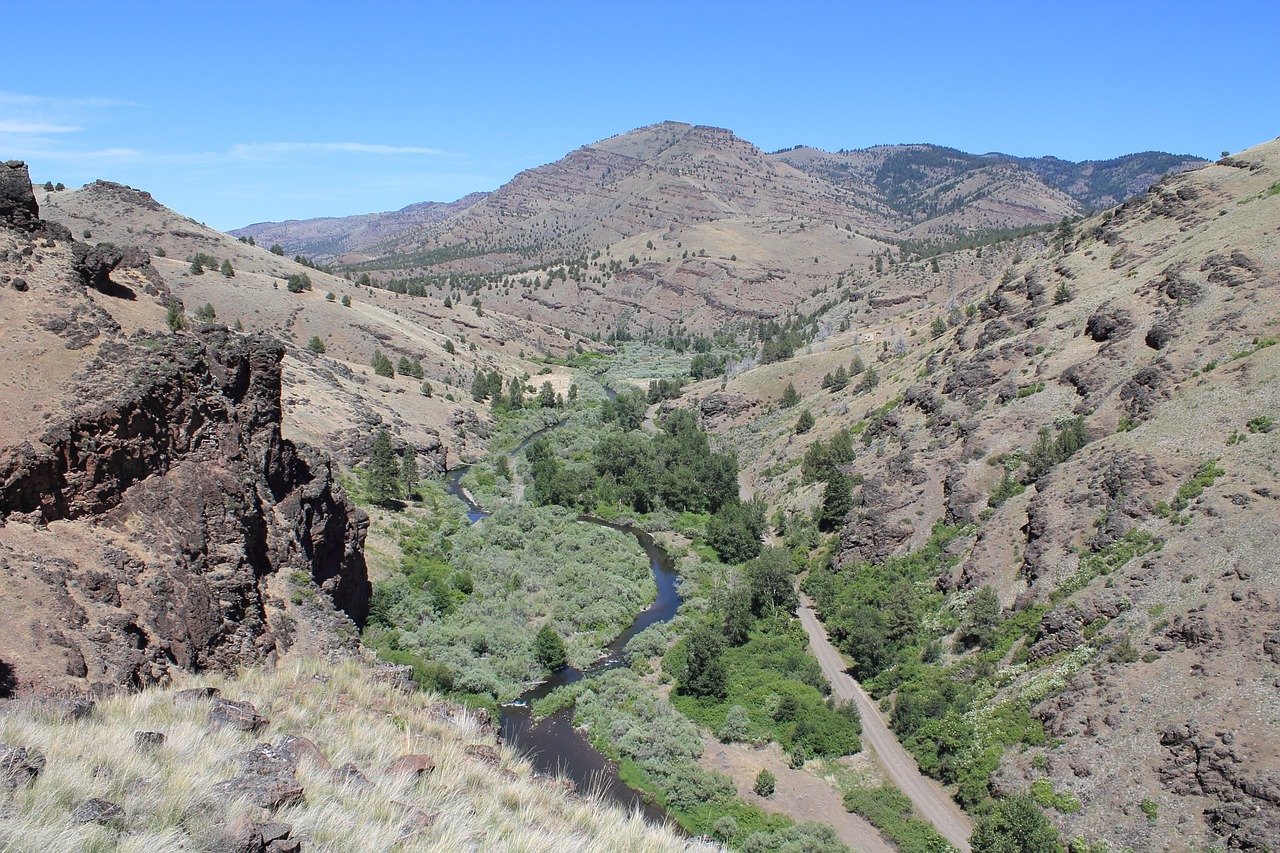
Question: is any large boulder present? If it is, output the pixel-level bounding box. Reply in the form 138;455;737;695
0;161;40;232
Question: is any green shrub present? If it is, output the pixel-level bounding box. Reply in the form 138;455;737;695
753;769;775;797
843;786;951;853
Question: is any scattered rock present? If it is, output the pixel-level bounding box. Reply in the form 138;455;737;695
70;797;125;826
56;696;95;721
211;772;304;810
463;744;500;767
70;241;125;292
234;743;296;777
175;686;221;705
0;161;41;232
213;814;267;853
1145;322;1173;350
332;761;374;791
385;754;436;778
1085;307;1132;342
10;276;27;291
1263;632;1280;666
0;744;45;789
370;662;415;692
208;698;269;733
276;734;329;770
134;731;166;749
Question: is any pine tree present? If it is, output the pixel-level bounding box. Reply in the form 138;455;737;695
681;623;727;698
795;409;815;435
307;336;325;354
779;382;800;408
538;381;556;408
819;472;854;532
371;351;394;378
166;300;185;332
400;445;419;501
220;259;235;278
366;430;401;504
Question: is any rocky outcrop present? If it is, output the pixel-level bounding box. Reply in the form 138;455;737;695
1160;723;1280;851
0;328;369;694
0;161;41;232
70;241;125;292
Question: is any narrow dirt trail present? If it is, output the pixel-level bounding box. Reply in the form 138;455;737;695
798;595;974;852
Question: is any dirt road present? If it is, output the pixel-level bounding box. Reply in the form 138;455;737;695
798;595;974;852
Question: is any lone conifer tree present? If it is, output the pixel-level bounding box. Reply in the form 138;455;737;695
367;430;401;504
779;382;800;408
401;445;419;501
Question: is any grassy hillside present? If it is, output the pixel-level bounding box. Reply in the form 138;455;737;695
0;656;705;853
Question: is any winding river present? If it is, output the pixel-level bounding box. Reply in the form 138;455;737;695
443;413;683;822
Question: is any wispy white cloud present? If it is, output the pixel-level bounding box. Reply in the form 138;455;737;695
3;147;143;162
0;121;81;134
0;91;137;108
229;141;453;159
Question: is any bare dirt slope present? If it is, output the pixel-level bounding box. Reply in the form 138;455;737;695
700;731;896;853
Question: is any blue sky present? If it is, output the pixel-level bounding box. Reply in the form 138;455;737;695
5;0;1277;231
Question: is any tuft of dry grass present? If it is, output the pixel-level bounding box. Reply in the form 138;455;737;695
0;656;714;852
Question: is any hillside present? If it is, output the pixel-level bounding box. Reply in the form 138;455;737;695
37;179;592;476
231;123;1200;342
0;656;702;852
233;193;488;264
0;165;370;695
689;140;1280;852
3;126;1273;853
772;144;1205;235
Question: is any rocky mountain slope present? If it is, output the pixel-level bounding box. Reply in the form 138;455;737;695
229;123;1200;342
0;164;369;695
690;139;1279;852
773;144;1205;237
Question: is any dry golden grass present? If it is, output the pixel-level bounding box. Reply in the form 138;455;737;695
0;657;711;853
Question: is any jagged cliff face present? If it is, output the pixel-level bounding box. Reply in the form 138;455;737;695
0;163;369;696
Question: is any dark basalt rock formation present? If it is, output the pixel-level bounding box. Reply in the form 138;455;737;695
0;161;41;232
0;324;370;693
70;241;125;292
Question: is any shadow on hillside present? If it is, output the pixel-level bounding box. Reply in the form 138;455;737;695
0;659;15;698
96;277;137;300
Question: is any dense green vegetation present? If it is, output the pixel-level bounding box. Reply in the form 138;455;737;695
666;612;862;763
805;511;1157;822
524;404;767;563
364;500;652;702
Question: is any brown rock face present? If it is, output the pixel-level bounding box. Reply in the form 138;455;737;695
0;161;40;232
0;327;369;694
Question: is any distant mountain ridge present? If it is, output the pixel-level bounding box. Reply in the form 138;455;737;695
231;123;1204;264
